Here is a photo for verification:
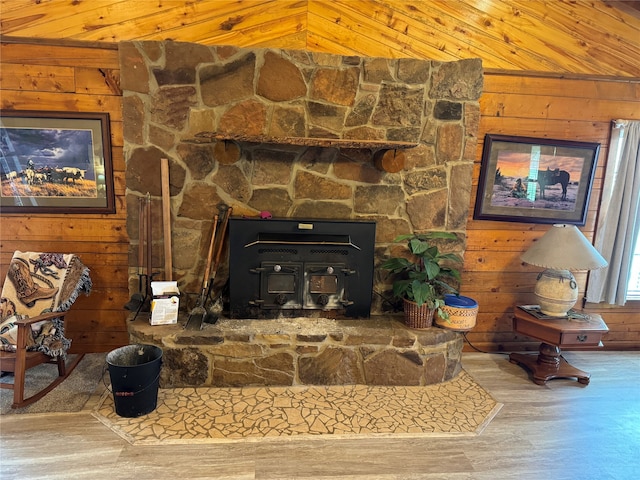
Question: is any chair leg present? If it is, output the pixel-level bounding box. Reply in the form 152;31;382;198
13;343;27;408
56;355;67;377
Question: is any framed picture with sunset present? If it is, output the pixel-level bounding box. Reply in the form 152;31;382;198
473;134;600;225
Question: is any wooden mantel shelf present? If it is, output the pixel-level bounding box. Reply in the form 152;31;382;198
186;133;415;172
187;132;418;150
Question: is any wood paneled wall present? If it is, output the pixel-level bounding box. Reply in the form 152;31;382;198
1;39;639;353
463;71;640;352
0;40;129;354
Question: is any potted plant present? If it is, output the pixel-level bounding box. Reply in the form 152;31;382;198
382;232;462;328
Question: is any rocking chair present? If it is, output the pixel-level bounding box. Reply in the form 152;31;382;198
0;252;92;408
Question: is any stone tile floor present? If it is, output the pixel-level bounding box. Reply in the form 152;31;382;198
92;371;501;445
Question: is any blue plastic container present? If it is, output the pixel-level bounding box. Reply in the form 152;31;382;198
435;294;479;331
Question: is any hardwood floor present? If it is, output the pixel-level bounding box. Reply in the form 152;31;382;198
1;351;638;479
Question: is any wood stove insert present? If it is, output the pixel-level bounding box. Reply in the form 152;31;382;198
228;218;376;319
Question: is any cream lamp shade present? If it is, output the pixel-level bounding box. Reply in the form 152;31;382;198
520;224;608;316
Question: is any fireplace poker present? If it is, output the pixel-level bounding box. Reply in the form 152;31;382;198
184;213;219;331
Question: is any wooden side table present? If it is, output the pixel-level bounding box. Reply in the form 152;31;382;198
509;307;608;385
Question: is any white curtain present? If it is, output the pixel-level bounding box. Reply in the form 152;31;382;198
586;120;640;305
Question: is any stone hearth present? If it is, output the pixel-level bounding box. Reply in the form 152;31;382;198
128;316;463;388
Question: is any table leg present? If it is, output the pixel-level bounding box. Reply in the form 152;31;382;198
509;342;591;385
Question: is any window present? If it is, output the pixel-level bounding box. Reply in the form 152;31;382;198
585;120;640;306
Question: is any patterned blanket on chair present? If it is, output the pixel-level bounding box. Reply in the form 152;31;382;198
0;252;92;357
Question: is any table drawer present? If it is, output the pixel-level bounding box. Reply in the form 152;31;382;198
560;331;604;346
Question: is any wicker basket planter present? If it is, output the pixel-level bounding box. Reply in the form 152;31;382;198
382;232;463;331
435;294;478;331
402;298;436;329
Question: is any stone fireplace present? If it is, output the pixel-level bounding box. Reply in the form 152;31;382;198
120;41;482;387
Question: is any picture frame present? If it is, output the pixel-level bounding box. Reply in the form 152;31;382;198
473;134;600;225
0;110;115;214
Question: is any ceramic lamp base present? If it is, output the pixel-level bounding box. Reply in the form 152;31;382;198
534;269;578;317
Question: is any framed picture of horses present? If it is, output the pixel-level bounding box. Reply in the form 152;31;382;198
0;110;115;214
473;134;600;225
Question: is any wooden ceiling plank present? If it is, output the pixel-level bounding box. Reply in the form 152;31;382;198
372;0;627;77
0;0;257;41
141;1;307;45
375;0;564;71
175;11;307;48
491;0;640;76
306;31;365;56
69;0;300;43
257;30;308;50
321;0;526;69
348;0;591;73
162;10;308;46
0;0;638;78
0;0;132;37
600;0;640;21
537;2;640;74
545;0;640;50
310;0;524;69
307;11;416;59
450;0;615;73
197;28;309;51
421;0;619;76
309;1;460;60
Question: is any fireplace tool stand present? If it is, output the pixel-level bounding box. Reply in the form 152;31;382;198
125;194;155;320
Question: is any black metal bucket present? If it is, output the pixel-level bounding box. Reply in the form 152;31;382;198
106;344;163;418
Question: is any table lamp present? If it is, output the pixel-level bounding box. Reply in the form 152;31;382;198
520;224;608;317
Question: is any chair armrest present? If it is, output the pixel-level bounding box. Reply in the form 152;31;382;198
14;311;66;326
14;311;67;351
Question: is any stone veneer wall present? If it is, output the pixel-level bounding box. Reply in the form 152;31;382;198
119;41;483;313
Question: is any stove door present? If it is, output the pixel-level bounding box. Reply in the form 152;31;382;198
260;262;303;309
304;263;347;310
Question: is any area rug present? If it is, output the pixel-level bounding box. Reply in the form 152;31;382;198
0;352;107;415
92;370;502;445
